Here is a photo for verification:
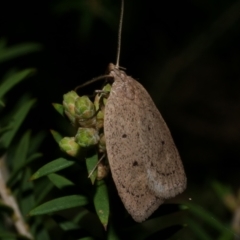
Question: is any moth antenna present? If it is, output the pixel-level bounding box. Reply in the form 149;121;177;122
74;74;111;91
115;0;124;69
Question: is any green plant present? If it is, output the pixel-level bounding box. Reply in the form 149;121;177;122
28;82;187;239
0;40;50;240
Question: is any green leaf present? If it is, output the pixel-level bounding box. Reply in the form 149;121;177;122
7;153;42;187
93;180;109;230
52;215;80;231
30;158;75;180
183;202;231;234
0;230;30;240
218;229;236;240
52;214;103;239
0;42;42;63
0;69;36;99
30;217;51;240
85;151;98;184
34;179;54;205
6;131;31;190
52;103;64;117
50;129;63;144
1;98;36;148
29;195;88;216
47;173;75;189
0;125;12;135
28;131;46;154
0;99;5;107
13;130;31;170
19;168;34;216
211;181;232;199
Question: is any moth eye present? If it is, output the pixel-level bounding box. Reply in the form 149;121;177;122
122;134;127;138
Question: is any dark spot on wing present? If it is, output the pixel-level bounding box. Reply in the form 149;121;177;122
132;161;138;166
122;134;127;138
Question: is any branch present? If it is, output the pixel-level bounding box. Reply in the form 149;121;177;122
0;155;33;239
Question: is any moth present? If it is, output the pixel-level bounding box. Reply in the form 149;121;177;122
103;63;187;222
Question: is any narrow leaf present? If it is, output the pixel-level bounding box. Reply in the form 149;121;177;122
28;131;46;154
30;158;75;180
34;179;54;205
50;129;63;144
7;153;42;187
12;130;31;170
29;195;88;216
0;69;36;99
0;43;42;63
218;230;236;240
93;180;109;229
184;202;231;234
211;181;232;199
52;215;80;231
52;103;64;117
1;98;36;148
47;173;75;189
19;168;34;216
85;152;98;184
29;216;51;240
0;99;5;107
0;230;30;240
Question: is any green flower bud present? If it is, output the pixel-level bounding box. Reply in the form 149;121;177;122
63;91;79;125
94;84;111;129
98;134;106;152
75;96;96;127
102;84;111;105
59;137;81;157
96;110;104;130
75;128;99;147
94;93;101;112
97;162;109;180
94;94;104;130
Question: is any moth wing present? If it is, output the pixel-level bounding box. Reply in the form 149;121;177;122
104;95;164;222
132;80;187;199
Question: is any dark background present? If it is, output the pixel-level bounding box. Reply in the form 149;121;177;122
1;0;240;237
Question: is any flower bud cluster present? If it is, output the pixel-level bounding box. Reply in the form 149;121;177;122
59;84;112;180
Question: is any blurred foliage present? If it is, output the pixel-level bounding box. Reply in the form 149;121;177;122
0;0;240;239
0;40;49;239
